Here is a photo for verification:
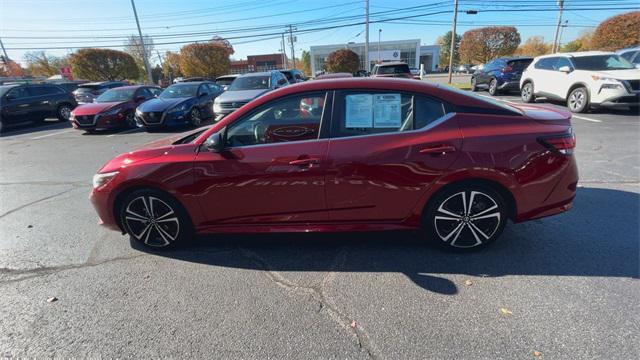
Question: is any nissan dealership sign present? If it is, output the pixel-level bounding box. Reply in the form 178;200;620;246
369;49;401;62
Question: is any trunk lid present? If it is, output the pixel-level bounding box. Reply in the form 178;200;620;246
513;104;572;126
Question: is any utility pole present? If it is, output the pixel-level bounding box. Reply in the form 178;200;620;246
0;37;9;61
281;33;287;68
130;0;153;84
378;29;382;63
288;25;296;69
448;0;458;84
364;0;370;72
552;0;565;53
558;20;568;51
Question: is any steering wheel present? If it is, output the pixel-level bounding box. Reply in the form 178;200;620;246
253;122;266;143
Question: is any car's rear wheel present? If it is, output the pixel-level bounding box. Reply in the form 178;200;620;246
125;112;136;128
567;87;589;113
189;108;202;127
521;82;535;103
488;79;498;96
422;184;508;251
56;103;73;121
120;189;192;249
470;77;478;92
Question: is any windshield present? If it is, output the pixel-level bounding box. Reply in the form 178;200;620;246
281;71;294;81
377;64;410;75
160;83;199;98
572;55;635;71
228;76;270;91
216;78;235;86
96;88;136;103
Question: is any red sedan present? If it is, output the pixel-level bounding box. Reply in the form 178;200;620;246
70;85;162;132
90;78;578;250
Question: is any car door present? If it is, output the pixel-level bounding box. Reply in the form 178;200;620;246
325;90;462;222
192;91;331;226
195;84;213;115
532;57;558;97
2;86;35;124
550;57;575;100
25;85;55;120
476;60;494;87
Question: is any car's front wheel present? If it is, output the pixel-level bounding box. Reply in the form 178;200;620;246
422;184;508;251
120;189;192;249
521;82;535;103
56;103;73;121
124;112;136;128
567;87;589;113
189;108;202;127
488;79;498;96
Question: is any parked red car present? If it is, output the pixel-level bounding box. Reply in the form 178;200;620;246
90;78;578;250
70;85;162;132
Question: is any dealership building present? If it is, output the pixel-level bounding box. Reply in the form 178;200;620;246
309;39;440;76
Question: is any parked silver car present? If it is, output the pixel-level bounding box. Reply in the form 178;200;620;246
213;71;288;121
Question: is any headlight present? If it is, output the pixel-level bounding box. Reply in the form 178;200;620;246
591;75;621;83
101;107;122;116
600;83;623;90
135;108;143;115
92;171;119;189
168;103;189;113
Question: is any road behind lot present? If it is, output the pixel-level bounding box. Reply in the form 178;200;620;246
0;95;638;358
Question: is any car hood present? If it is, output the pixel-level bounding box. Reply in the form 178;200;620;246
216;89;269;103
138;97;191;112
589;69;640;80
72;101;124;115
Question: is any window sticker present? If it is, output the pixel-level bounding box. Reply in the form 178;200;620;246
345;94;373;128
373;94;402;128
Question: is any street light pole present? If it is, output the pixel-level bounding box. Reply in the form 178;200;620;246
281;33;287;68
364;0;369;72
130;0;153;84
552;0;565;53
289;25;296;69
0;37;9;61
378;29;382;63
448;0;458;84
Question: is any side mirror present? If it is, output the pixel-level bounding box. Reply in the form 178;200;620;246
558;66;572;73
203;127;227;152
198;92;208;98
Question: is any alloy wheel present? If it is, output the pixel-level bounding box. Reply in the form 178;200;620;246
433;191;502;248
489;80;497;95
124;196;180;247
59;105;72;121
521;84;533;102
125;112;136;128
568;89;586;112
190;109;201;126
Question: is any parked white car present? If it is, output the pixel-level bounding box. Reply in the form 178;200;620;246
520;51;640;113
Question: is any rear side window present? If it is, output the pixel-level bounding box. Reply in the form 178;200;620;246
507;59;532;71
332;91;445;138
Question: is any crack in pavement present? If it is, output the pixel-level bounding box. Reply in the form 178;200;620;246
0;188;82;219
238;246;380;360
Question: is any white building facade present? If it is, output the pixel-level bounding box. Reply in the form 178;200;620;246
310;39;440;76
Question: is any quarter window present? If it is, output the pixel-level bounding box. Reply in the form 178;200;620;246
7;87;29;99
332;92;445;138
226;92;326;147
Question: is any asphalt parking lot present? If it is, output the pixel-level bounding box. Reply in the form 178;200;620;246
1;93;638;359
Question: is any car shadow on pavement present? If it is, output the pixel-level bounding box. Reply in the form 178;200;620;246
0;119;69;138
134;187;639;295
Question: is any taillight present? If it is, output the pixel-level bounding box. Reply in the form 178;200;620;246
501;65;513;74
538;131;576;155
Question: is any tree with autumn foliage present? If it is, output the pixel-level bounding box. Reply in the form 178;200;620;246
325;49;360;73
70;48;138;81
179;37;234;78
23;51;69;77
561;30;593;53
0;58;25;77
514;36;551;57
459;26;521;64
162;51;182;80
590;11;640;51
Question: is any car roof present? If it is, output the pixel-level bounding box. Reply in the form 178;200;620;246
536;51;615;59
106;85;150;90
79;81;126;86
238;71;274;77
375;62;408;66
216;74;239;79
500;57;533;61
170;81;211;85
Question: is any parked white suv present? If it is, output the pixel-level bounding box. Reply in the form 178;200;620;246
520;51;640;113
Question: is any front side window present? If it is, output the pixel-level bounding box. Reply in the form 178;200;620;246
160;84;199;98
553;57;573;71
535;58;557;70
332;91;445;138
226;92;327;147
7;87;29;99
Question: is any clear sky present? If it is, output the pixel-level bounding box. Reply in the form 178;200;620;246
1;0;638;65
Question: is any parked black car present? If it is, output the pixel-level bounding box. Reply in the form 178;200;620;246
280;69;305;83
0;83;77;132
72;81;128;104
135;81;223;130
471;57;533;95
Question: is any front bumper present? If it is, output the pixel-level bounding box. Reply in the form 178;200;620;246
593;94;640;108
89;187;121;232
70;113;127;130
135;110;190;128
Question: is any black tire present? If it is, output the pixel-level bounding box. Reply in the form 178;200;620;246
189;108;202;127
470;77;478;92
567;87;589;113
0;118;4;134
628;105;639;114
422;184;508;251
521;82;535;103
124;111;136;128
119;189;193;249
56;103;73;121
488;79;498;96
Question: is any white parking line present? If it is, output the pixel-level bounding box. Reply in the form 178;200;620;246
106;128;142;137
30;129;75;140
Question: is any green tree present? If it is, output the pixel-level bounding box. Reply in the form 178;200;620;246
560;30;593;52
300;50;311;77
436;31;461;67
324;49;360;73
70;48;138;81
179;37;234;78
590;11;640;51
459;26;521;64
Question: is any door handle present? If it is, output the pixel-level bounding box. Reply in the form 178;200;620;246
419;145;456;155
289;158;320;167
